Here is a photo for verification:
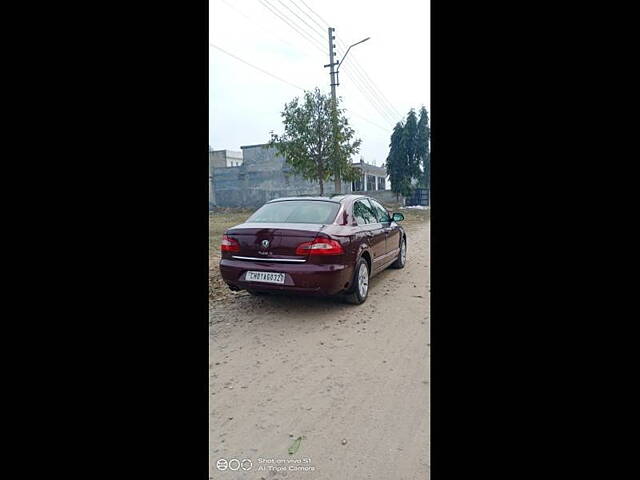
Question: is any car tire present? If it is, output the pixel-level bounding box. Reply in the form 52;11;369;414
344;258;370;305
390;237;406;269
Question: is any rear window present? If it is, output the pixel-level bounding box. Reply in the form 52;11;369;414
246;201;340;224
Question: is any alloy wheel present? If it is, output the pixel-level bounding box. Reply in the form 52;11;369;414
358;263;369;298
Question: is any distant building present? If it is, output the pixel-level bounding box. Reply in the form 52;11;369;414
351;159;388;192
210;144;399;209
209;149;244;206
210;149;243;168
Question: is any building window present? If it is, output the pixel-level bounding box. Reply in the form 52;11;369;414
352;177;363;191
377;177;386;190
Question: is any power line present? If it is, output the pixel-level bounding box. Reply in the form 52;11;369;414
262;0;325;50
336;37;400;115
349;54;402;119
341;67;397;125
287;0;327;34
337;40;402;119
277;0;326;40
335;44;398;124
298;0;331;27
258;0;324;53
210;43;307;91
216;0;301;53
342;62;398;124
349;110;393;132
272;0;401;123
288;0;402;121
210;44;391;133
258;0;326;54
340;55;401;124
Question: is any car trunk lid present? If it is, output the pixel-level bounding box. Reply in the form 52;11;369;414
224;222;326;261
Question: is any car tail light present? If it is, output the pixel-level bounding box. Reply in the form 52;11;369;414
221;234;240;253
295;237;344;255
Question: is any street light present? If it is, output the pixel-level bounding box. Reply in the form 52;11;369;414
336;37;370;75
327;34;370;195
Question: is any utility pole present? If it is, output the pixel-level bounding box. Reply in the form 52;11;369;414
327;27;338;105
325;27;341;194
324;29;371;195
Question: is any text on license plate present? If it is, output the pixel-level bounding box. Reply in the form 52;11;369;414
245;271;286;284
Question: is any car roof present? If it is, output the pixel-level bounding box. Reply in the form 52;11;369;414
266;194;373;206
266;196;341;204
329;194;368;203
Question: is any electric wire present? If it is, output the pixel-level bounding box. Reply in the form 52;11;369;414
258;0;326;54
211;43;307;91
210;43;391;132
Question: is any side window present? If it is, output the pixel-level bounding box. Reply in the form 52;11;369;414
369;198;390;223
353;200;377;225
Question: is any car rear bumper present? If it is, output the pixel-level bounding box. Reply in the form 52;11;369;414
219;258;353;296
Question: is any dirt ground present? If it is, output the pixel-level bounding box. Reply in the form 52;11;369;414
209;211;430;479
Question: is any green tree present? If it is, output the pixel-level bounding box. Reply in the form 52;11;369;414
402;109;421;181
387;122;412;201
416;106;430;188
387;107;431;200
268;88;361;196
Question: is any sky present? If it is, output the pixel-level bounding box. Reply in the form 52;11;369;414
209;0;430;167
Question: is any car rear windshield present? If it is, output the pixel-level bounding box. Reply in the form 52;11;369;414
246;200;340;224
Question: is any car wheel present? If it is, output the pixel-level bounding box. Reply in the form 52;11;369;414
344;258;370;305
390;237;406;269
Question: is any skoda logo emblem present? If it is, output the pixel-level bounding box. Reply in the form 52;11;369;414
261;240;270;249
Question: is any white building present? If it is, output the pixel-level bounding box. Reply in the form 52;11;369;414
209;149;243;168
351;159;388;192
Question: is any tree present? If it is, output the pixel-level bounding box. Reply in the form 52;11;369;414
387;106;431;200
329;102;362;192
416;106;430;188
268;88;361;196
402;108;421;181
387;122;412;201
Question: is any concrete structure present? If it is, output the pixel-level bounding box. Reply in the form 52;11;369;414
209;144;395;209
210;149;244;207
210;149;243;168
352;189;404;206
351;159;388;192
211;144;351;208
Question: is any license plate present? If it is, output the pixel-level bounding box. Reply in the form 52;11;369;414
245;271;286;284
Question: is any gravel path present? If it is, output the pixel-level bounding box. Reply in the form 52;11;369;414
209;219;430;479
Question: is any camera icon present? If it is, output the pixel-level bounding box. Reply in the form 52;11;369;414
216;458;253;471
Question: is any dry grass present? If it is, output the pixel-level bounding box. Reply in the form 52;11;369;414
396;207;430;225
209;208;255;304
209;209;255;257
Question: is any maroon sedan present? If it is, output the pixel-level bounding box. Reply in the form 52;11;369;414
219;194;406;304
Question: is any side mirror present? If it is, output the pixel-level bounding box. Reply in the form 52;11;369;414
392;212;404;222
